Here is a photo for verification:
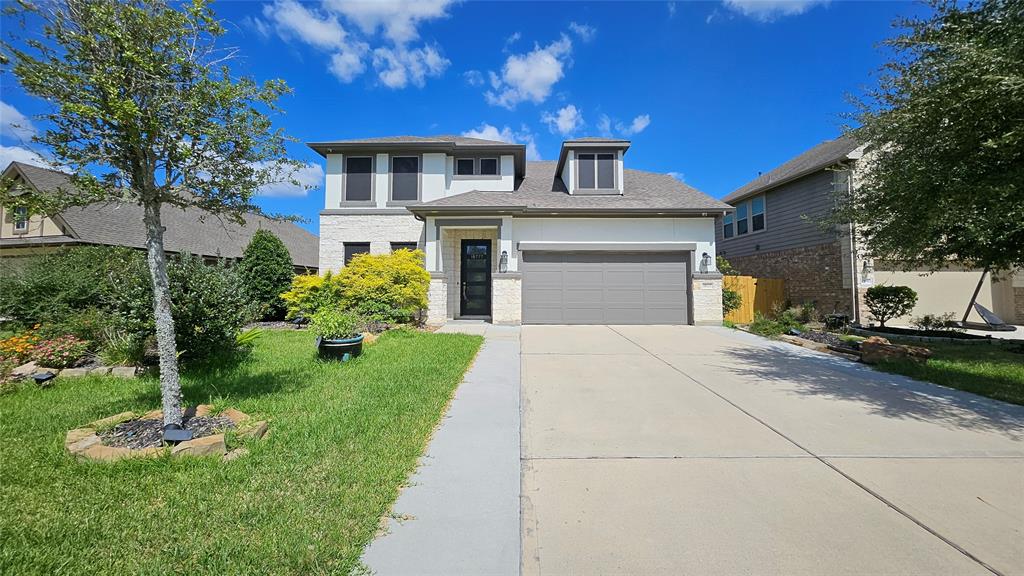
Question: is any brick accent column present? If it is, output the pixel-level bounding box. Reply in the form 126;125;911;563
492;273;522;325
692;273;724;325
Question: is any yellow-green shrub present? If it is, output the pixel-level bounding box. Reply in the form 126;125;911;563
336;250;429;323
280;273;341;319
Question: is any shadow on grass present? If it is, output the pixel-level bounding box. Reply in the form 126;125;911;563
715;341;1024;440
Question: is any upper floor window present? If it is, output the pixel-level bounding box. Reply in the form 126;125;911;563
577;153;616;190
344;156;373;202
13;207;28;232
391;156;420;202
724;194;766;238
454;157;500;177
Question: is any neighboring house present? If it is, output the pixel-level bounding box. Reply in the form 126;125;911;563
717;135;1024;325
0;161;319;272
311;135;731;326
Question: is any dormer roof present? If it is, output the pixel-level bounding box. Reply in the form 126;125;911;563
555;138;631;176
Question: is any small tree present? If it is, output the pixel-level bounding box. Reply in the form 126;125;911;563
864;285;918;327
1;0;301;427
722;289;742;316
239;230;294;320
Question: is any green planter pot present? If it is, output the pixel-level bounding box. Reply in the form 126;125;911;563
316;335;364;361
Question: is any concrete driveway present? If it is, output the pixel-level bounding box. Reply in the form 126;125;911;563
521;325;1024;576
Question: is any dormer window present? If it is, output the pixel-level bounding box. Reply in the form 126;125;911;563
13;206;29;233
454;157;500;178
577;152;616;190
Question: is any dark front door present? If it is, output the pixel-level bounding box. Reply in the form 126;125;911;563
460;239;492;316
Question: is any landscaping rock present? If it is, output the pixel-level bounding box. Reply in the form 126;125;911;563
89;366;112;376
102;414;234;449
80;444;134;462
171;434;227;457
12;361;38;378
221;407;250;424
60;367;92;377
362;331;378;345
238;420;268;440
223;447;249;461
860;336;932;365
778;334;830;353
141;409;163;420
68;434;102;454
185;404;212;418
89;411;136;430
109;366;138;378
65;427;96;448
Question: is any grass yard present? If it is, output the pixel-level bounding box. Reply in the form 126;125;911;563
872;340;1024;406
0;329;482;575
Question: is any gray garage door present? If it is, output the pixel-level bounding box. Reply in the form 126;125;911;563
521;251;690;324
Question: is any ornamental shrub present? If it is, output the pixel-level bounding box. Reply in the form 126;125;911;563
336;250;430;324
722;288;742;316
280;272;345;320
238;230;294;320
864;285;918;327
31;335;90;368
310;309;365;340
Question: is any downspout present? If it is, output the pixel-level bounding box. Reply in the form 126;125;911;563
844;168;860;324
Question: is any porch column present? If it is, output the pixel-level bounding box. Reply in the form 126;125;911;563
425;216;440;273
499;216;516;272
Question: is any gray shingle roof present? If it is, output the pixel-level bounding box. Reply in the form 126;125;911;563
723;134;862;203
308;134;514;147
409;161;731;214
5;162;319;268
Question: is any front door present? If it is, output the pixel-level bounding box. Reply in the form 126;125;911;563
460;239;492;317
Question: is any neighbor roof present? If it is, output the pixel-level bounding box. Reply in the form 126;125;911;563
2;162;319;268
407;161;731;216
306;134;528;178
723;134;863;204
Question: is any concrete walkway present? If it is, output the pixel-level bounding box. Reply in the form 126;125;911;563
361;324;521;575
521;325;1024;576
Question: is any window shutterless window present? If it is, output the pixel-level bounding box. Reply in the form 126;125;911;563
577;153;616;189
344;157;373;202
723;213;734;239
13;207;29;232
455;158;475;176
391;156;419;202
390;242;418;252
735;202;749;235
344;242;370;264
479;158;499;176
751;195;765;232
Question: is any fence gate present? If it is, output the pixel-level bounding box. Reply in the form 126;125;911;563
723;275;786;324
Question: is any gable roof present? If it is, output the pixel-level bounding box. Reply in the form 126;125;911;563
723;134;863;204
408;161;731;216
3;162;319;268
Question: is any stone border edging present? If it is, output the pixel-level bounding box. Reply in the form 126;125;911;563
65;404;268;462
848;327;996;345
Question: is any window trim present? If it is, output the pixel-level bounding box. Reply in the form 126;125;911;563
452;156;502;181
343;242;371;265
722;212;734;239
12;206;29;233
389;241;419;252
388;154;423;206
341;155;376;206
727;193;767;238
574;150;618;193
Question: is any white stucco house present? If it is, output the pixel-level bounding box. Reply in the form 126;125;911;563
311;135;731;326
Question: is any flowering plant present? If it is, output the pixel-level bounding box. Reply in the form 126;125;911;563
30;335;90;369
0;325;42;363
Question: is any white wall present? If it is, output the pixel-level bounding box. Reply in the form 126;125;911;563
325;154;343;208
446;154;515;196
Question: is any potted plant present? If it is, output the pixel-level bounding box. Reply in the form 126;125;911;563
310;309;365;361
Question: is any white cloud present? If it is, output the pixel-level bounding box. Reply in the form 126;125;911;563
486;34;573;109
258;0;451;88
722;0;829;21
668;171;686;182
0;145;50;170
373;44;449;89
667;2;677;17
504;31;521;51
597;114;613;138
568;22;597;42
463;70;485;86
1;101;37;141
541;104;584;136
618;114;651;136
324;0;454;44
462;123;541;161
256;161;325;198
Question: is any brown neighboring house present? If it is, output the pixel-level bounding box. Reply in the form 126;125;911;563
717;135;1023;326
0;161;318;272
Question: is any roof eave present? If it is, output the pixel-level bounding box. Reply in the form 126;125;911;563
723;157;857;205
306;142;528;178
554;140;632;177
406;205;729;217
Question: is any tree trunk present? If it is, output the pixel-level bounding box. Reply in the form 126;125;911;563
142;200;184;427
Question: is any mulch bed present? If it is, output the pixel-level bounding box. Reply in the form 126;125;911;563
99;415;236;450
799;330;858;350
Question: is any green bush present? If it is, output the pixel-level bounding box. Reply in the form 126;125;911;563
910;312;961;332
97;329;147;367
748;311;805;338
717;255;739;276
280;273;345;320
336;250;430;324
30;335;90;369
310;309;365;340
864;285;918;327
238;230;294;320
722;288;742;315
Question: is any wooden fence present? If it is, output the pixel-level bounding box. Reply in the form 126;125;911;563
723;275;786;324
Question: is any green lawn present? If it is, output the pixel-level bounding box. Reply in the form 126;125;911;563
872;340;1024;406
0;329;482;575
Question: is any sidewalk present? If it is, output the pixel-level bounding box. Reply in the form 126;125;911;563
361;324;521;576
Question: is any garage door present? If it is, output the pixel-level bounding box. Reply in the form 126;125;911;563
521;251;690;324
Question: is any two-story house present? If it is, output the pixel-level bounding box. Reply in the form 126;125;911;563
717;135;1024;326
311;135;731;326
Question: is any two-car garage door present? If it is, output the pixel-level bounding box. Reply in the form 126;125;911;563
521;251;690;325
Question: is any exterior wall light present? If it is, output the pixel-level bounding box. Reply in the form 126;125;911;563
499;250;509;273
699;252;712;274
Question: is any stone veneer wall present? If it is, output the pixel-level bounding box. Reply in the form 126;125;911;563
491;274;522;325
426;274;448;326
692;273;724;325
319;213;423;273
440;228;499;318
727;241;853;317
1015;287;1024;324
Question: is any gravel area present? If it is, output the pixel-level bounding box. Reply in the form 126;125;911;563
99;415;236;449
801;330;860;350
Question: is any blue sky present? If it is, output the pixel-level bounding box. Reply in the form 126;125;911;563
1;0;928;235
